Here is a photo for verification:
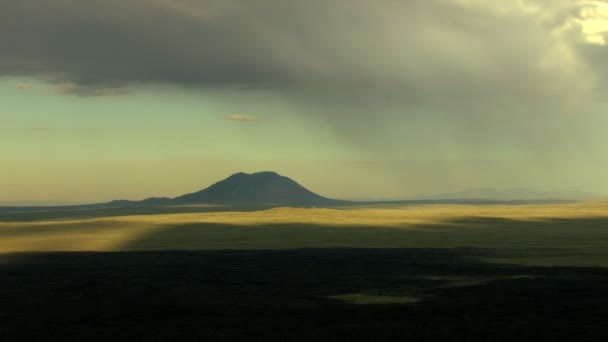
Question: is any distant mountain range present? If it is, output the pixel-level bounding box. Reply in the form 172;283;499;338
2;172;604;211
418;188;605;200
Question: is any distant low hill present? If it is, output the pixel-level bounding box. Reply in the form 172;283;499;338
418;188;606;200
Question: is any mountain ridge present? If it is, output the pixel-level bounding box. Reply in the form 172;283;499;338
172;171;346;206
109;171;349;207
2;173;597;211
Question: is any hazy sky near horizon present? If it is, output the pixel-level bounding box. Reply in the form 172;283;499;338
2;0;608;201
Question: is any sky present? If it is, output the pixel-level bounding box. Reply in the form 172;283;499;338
2;0;608;202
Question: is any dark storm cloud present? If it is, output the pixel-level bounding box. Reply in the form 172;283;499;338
1;0;606;101
0;0;282;92
1;0;607;160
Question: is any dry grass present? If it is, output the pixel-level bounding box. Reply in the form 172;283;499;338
1;202;607;256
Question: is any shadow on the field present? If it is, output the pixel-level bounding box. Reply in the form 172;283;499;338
1;247;608;341
0;204;275;222
119;216;608;255
0;198;576;221
2;215;608;340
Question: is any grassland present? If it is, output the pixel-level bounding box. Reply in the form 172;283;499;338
1;203;608;341
1;202;608;266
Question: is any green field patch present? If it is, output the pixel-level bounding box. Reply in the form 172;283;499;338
485;257;608;268
420;275;536;288
483;247;608;267
327;293;419;305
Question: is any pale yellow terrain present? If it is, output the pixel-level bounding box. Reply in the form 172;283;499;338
1;202;608;267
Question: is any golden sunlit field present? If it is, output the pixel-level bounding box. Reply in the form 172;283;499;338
2;202;608;266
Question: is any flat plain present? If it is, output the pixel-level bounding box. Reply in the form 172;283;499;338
1;202;608;341
2;202;608;266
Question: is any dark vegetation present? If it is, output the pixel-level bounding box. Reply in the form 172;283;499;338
1;248;608;341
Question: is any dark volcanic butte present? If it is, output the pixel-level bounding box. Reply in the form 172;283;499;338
173;171;345;207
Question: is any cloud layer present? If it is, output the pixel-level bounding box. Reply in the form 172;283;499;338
16;82;32;90
2;0;607;164
225;114;263;122
1;0;607;98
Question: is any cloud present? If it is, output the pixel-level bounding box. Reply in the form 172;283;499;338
2;0;607;194
225;114;263;122
25;124;52;131
0;0;605;100
1;0;607;159
16;82;32;90
52;82;129;96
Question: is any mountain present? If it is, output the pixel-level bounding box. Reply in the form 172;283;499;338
0;171;349;210
173;171;346;206
6;173;595;212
